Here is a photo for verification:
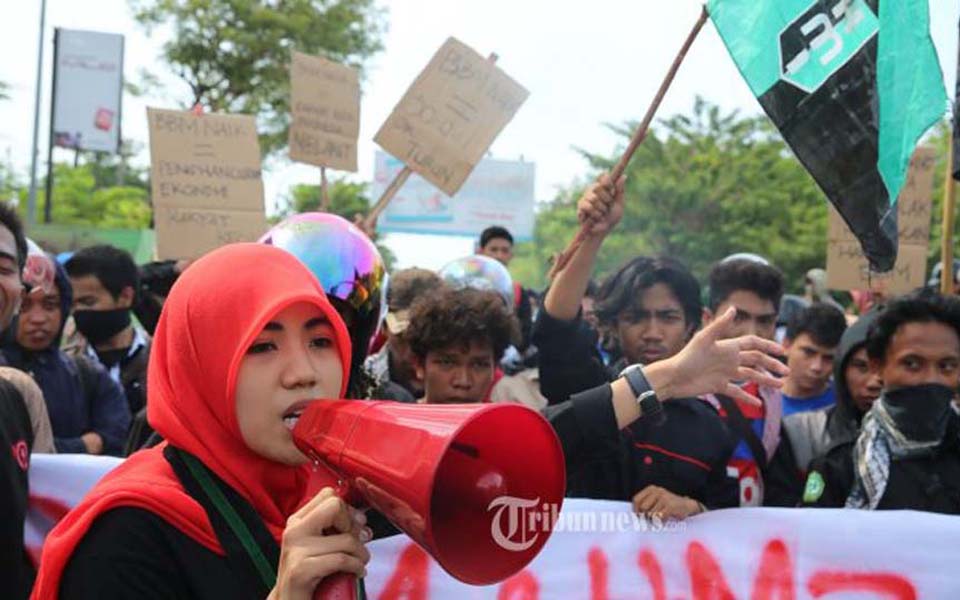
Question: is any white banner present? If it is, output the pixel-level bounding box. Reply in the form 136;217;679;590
27;455;960;598
52;28;124;153
371;151;535;241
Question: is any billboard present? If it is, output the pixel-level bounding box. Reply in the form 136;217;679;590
371;151;535;241
52;28;124;153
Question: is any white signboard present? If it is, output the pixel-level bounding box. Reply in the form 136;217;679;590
52;28;124;153
371;151;535;240
365;500;960;598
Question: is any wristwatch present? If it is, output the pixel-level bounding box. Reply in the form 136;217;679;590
619;364;666;426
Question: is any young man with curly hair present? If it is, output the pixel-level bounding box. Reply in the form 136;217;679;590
403;287;519;404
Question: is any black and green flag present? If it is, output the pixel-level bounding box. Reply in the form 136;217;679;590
708;0;947;271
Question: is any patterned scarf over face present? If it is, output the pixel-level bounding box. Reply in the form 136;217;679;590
846;383;957;510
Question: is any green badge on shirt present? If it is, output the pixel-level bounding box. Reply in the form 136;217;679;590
803;471;826;503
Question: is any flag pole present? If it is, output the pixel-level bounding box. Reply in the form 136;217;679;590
548;6;709;278
941;13;960;295
943;135;957;295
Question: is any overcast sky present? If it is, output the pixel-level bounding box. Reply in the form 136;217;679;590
1;0;957;269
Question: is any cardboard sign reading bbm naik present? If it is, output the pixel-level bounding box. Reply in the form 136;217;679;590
147;108;268;259
374;37;529;196
827;146;936;295
289;51;360;171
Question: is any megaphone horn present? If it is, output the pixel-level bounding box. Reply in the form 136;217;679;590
292;400;566;589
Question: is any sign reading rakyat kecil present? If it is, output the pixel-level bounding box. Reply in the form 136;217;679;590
289;51;360;172
374;37;529;196
827;146;937;295
147;108;268;260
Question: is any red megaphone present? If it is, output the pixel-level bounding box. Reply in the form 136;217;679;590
292;400;565;596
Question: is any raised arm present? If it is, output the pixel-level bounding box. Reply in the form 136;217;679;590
543;173;624;321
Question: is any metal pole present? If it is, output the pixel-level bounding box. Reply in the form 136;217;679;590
44;28;60;224
26;0;47;225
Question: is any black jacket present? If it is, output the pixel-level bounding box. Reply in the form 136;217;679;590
60;447;373;599
804;412;960;512
532;305;612;406
534;308;738;508
61;507;259;599
0;379;34;599
783;312;877;476
545;383;738;508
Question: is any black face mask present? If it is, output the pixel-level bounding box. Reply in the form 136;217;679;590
72;308;131;345
883;383;956;443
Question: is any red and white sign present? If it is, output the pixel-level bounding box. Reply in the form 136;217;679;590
27;455;960;598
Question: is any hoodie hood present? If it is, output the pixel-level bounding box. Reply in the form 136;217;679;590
5;255;73;356
826;310;879;445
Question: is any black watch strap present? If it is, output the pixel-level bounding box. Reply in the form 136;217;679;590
621;364;651;396
620;365;666;426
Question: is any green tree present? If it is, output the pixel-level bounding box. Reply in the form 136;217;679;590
287;179;368;218
0;152;19;203
283;178;396;269
19;163;152;229
86;141;151;191
511;98;831;292
130;0;385;154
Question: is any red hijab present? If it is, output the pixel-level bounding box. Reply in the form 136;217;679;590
32;243;352;598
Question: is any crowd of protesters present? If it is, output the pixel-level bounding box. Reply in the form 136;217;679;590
4;168;960;597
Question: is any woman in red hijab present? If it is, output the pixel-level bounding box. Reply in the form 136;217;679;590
32;244;371;599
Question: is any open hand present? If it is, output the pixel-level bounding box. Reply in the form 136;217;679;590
647;307;788;405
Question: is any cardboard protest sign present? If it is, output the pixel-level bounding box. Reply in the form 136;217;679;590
827;146;936;295
288;51;360;171
147;108;267;259
374;37;529;196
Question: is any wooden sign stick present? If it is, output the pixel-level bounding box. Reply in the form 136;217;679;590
548;6;709;278
942;138;957;295
363;52;500;232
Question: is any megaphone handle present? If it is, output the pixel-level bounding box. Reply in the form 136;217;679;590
313;573;359;600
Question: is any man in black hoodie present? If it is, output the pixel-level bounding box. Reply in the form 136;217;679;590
5;253;129;455
782;311;882;476
802;292;960;512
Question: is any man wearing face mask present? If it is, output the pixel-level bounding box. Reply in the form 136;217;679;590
64;245;150;418
802;291;960;513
